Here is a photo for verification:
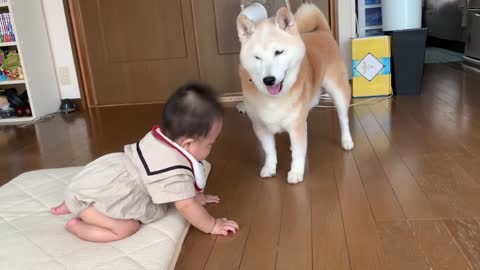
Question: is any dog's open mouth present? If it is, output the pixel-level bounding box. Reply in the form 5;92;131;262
267;81;283;95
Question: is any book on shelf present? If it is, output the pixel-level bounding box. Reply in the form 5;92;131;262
0;13;14;43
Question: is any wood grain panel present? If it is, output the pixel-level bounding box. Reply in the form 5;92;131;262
213;0;241;54
76;0;199;105
377;221;430;270
192;0;241;94
309;112;350;270
99;0;187;62
411;220;473;270
332;112;384;270
351;108;405;221
445;219;480;269
358;104;438;220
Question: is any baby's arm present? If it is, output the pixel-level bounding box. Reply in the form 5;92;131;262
175;198;239;235
194;193;220;205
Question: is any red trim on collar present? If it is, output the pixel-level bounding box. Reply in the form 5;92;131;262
151;125;202;191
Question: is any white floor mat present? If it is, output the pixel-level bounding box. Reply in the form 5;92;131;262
0;167;190;270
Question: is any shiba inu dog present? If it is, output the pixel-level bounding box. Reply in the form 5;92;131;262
236;3;354;184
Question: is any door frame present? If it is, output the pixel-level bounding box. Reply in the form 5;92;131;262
329;0;338;37
64;0;97;108
65;0;338;108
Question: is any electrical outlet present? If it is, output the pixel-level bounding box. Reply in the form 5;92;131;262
58;66;72;86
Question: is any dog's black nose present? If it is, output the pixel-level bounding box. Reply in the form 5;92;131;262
263;76;276;86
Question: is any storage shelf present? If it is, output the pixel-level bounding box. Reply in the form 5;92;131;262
0;79;25;85
0;41;16;47
365;26;383;30
0;116;33;123
0;0;62;125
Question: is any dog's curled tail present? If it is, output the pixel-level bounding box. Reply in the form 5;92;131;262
295;3;330;33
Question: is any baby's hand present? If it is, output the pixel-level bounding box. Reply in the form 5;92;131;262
195;193;220;205
210;218;239;235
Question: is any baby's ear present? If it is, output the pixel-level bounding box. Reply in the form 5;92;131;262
177;137;194;150
237;14;256;43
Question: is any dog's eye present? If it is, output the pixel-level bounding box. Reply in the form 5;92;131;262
255;56;261;60
274;50;284;56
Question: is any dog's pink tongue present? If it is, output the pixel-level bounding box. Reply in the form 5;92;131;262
267;83;282;95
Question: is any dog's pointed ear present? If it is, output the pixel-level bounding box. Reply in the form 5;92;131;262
237;15;256;43
275;7;295;31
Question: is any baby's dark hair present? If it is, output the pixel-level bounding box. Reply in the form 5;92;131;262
161;82;224;141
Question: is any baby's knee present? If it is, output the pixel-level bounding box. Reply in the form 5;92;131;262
115;220;141;238
65;218;81;233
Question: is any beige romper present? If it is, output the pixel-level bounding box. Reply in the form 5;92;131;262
64;129;211;224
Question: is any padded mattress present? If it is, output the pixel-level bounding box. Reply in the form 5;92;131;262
0;167;190;270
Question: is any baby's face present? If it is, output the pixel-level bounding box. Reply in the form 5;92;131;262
186;119;223;161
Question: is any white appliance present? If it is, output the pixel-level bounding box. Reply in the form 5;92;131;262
382;0;422;31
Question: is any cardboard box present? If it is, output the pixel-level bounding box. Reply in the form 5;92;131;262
352;35;392;98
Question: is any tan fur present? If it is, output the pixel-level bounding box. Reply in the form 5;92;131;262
237;4;353;183
239;6;350;116
295;3;330;33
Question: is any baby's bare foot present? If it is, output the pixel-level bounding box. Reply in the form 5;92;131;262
50;202;71;215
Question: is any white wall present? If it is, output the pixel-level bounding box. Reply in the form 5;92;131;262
42;0;81;99
337;0;356;79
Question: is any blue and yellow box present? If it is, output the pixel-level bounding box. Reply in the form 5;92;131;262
352;35;392;98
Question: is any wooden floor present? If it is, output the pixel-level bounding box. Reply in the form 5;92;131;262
2;63;480;269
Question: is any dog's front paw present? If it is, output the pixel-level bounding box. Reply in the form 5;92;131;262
287;170;304;184
236;102;247;114
260;164;276;178
342;137;354;151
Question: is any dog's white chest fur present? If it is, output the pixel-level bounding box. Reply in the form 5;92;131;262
244;96;300;133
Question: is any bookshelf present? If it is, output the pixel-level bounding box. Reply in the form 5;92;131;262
0;41;16;47
0;79;23;85
0;0;60;124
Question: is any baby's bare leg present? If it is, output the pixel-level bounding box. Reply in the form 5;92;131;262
66;205;140;242
51;201;71;215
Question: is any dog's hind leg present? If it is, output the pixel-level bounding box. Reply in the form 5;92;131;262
324;79;354;150
252;122;277;178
